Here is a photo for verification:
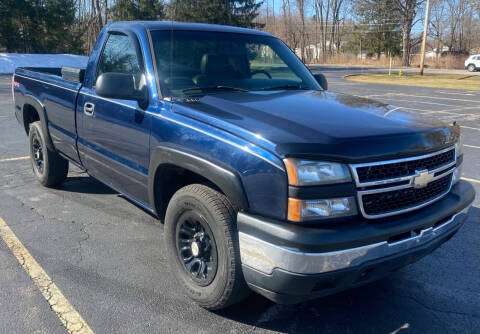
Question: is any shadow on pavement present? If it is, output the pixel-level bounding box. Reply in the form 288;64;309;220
215;206;480;334
216;278;414;334
58;176;117;195
55;174;159;219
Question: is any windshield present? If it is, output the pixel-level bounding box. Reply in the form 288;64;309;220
150;30;321;98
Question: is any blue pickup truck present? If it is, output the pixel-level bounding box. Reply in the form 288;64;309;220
13;21;475;309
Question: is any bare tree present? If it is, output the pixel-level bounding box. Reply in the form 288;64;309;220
445;0;476;52
393;0;424;66
75;0;109;53
296;0;306;61
429;0;447;56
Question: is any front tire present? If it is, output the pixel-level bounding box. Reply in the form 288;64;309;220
164;184;249;310
29;121;69;187
467;64;476;72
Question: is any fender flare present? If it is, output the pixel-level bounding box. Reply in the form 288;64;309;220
22;95;55;151
148;145;249;215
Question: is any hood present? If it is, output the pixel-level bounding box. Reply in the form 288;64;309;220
172;90;459;162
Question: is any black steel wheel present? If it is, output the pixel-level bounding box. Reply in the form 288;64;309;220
175;211;218;286
31;134;44;174
164;184;250;310
29;121;69;187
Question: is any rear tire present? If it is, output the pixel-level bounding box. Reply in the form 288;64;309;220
467;64;476;72
164;184;250;310
29;121;69;187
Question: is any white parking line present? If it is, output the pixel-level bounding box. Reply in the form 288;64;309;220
435;106;480;113
357;97;479;116
461;125;480;131
423;109;480;117
366;93;478;104
365;97;460;108
437;91;475;96
462;177;480;184
0;156;29;163
403;107;453;113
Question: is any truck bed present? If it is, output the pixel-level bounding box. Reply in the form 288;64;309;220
14;67;85;163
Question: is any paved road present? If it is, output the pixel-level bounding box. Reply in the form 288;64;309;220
309;64;480;76
0;72;479;334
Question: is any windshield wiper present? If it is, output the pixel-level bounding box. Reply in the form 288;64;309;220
259;85;310;91
182;86;249;94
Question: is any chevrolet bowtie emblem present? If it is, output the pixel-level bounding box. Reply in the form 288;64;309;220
413;170;434;188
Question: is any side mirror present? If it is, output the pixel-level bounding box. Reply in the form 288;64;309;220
95;72;148;109
314;73;328;90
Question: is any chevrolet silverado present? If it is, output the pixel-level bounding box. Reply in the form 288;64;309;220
13;21;475;310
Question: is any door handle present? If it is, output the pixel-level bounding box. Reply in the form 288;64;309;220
84;102;95;116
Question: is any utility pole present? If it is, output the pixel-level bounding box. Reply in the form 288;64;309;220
389;54;393;76
359;37;362;63
419;0;431;76
266;0;269;25
273;0;275;32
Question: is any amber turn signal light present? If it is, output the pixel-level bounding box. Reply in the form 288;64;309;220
287;198;302;222
283;158;299;186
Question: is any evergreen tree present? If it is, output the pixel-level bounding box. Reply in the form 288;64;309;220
0;0;42;52
343;0;402;58
44;0;83;53
168;0;263;28
0;0;81;53
111;0;166;21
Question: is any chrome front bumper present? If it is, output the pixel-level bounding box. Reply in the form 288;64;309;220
239;205;471;276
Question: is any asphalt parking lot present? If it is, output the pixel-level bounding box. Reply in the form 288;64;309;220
0;70;479;334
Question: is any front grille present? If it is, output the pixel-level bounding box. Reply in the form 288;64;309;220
362;174;452;216
351;147;457;218
356;149;455;183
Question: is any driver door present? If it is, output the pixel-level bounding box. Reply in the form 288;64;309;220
77;32;151;205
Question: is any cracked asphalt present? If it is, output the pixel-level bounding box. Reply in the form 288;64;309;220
0;71;479;334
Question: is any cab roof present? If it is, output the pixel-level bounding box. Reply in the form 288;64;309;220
107;21;273;37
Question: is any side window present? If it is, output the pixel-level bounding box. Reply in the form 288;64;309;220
97;33;142;88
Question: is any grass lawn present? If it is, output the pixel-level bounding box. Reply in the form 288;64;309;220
346;73;480;91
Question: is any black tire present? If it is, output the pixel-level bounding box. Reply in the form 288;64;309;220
164;184;250;310
467;64;476;72
29;121;69;187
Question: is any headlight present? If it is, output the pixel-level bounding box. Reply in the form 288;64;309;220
288;197;357;222
284;159;352;185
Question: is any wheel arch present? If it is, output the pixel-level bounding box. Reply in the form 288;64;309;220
22;95;55;151
148;145;249;219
